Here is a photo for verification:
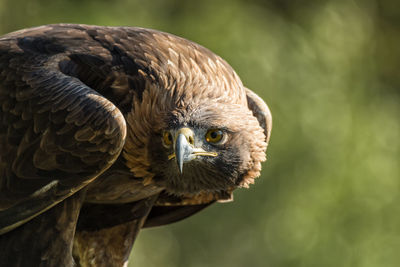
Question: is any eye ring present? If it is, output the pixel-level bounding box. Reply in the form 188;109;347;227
162;131;173;147
205;129;224;143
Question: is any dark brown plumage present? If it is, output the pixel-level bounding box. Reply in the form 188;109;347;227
0;24;272;266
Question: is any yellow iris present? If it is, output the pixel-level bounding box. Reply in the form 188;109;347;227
163;131;173;146
205;129;223;143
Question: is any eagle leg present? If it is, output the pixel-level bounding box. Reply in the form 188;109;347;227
73;194;159;267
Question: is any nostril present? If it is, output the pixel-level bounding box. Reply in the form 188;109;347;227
188;136;194;145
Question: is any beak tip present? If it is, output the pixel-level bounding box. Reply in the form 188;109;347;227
178;161;184;174
178;156;183;174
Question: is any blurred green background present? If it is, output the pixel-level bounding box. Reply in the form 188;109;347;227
1;0;399;266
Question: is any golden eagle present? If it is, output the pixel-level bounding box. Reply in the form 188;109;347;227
0;24;272;266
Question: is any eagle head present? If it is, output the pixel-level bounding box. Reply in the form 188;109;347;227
146;102;267;195
121;29;270;199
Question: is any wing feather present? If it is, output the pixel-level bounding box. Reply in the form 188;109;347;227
0;41;127;234
245;87;272;143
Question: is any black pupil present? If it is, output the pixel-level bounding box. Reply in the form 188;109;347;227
167;133;172;142
210;131;219;139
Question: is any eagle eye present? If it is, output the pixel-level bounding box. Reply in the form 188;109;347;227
205;129;224;143
162;131;173;147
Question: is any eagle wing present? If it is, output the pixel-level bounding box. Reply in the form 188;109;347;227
245;87;272;143
0;32;127;234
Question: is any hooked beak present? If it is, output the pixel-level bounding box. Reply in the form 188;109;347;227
168;128;218;174
175;133;192;174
